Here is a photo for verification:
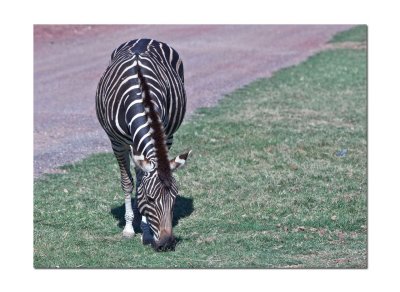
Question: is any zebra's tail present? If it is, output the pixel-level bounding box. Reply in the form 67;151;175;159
136;56;173;189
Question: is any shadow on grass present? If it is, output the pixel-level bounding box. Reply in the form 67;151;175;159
110;196;194;233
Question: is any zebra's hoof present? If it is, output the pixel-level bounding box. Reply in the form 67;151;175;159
141;234;154;246
122;230;135;239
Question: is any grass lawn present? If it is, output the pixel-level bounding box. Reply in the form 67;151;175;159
34;26;367;268
329;25;367;43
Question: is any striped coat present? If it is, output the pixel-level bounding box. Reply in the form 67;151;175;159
96;38;190;251
96;38;186;156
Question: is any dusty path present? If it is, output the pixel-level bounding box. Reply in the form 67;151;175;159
34;25;352;177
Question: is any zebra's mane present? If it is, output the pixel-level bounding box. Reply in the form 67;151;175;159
137;62;173;188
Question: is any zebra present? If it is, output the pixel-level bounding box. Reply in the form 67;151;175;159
96;38;191;251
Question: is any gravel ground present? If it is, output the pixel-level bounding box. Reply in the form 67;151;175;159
34;25;352;178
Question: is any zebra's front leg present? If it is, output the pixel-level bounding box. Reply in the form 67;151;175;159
113;145;135;238
123;193;135;238
140;215;154;245
135;166;153;245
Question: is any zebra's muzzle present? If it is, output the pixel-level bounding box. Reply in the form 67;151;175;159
153;234;177;252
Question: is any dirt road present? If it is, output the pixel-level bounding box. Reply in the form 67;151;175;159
34;25;352;177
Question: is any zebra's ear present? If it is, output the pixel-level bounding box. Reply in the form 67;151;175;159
170;150;192;171
133;154;155;172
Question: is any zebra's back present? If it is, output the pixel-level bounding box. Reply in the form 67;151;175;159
96;38;186;155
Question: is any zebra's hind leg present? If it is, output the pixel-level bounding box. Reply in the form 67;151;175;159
112;144;135;238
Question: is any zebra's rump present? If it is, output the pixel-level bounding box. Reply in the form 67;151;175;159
111;38;184;84
96;38;186;155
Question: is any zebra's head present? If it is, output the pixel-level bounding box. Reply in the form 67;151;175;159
133;151;191;251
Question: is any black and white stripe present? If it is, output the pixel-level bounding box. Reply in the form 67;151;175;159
96;39;185;154
96;39;186;244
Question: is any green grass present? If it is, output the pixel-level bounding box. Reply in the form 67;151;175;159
330;25;367;43
34;29;367;268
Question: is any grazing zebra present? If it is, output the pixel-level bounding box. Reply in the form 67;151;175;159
96;38;191;251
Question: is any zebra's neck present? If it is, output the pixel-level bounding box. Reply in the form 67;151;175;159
137;61;172;186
